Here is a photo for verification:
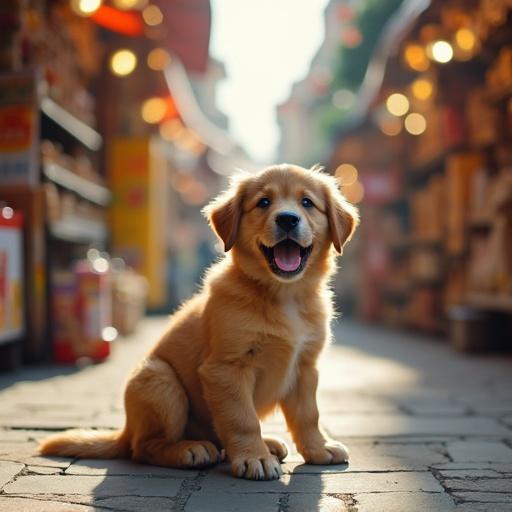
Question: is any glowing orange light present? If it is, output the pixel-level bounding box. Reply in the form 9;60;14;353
142;4;163;26
147;48;171;70
141;97;166;123
335;164;358;186
411;78;434;101
343;180;364;204
403;43;430;72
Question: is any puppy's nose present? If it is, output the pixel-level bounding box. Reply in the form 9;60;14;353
276;212;300;232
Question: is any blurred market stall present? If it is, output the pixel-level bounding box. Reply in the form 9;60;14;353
278;0;512;351
0;0;248;369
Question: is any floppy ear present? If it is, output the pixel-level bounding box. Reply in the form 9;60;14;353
324;181;359;254
203;187;244;252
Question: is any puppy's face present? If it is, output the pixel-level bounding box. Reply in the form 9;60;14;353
204;165;358;283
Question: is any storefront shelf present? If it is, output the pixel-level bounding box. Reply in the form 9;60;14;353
40;97;102;151
43;162;111;206
48;217;108;244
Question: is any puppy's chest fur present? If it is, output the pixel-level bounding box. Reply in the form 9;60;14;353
251;298;318;407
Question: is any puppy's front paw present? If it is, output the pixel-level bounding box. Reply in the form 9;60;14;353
231;453;283;480
302;441;349;465
263;436;289;461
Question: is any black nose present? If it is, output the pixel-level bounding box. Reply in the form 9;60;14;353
275;212;300;232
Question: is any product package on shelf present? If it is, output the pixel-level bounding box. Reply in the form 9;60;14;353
0;71;39;187
445;152;485;256
466;88;500;147
466;169;512;296
0;206;24;346
52;256;114;364
410;175;446;242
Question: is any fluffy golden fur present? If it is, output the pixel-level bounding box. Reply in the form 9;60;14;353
40;164;358;480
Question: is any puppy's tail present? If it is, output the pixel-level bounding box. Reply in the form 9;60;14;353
39;429;130;459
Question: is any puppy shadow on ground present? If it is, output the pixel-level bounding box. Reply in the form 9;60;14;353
282;455;351;511
79;444;349;511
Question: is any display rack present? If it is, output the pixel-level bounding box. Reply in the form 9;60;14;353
334;1;512;348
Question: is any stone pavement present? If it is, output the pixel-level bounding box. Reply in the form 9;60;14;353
0;318;511;511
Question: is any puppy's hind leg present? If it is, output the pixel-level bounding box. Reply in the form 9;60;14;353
125;357;221;469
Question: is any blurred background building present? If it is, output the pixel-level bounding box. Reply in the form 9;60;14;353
0;0;511;371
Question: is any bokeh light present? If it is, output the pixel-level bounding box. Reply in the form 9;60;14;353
70;0;102;16
147;48;172;70
403;43;430;72
2;206;14;219
386;93;410;117
411;78;433;101
102;326;118;342
110;49;137;76
455;28;477;51
141;97;167;124
343;180;365;204
379;116;402;136
113;0;148;10
142;5;163;26
341;26;363;48
159;119;185;141
428;40;454;63
92;257;109;273
404;113;427;135
335;163;358;186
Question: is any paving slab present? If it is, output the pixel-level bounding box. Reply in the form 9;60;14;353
0;429;54;442
462;398;512;417
433;462;512;473
438;469;503;479
3;474;184;497
400;403;470;417
283;443;448;473
286;494;348;512
452;492;512;503
0;460;24;488
0;416;95;429
322;414;510;437
0;497;97;512
186;491;281;511
92;496;177;511
26;466;63;475
0;441;71;468
317;392;400;414
443;477;512;492
354;491;456;512
66;458;198;478
456;504;512;512
200;468;443;493
446;440;512;463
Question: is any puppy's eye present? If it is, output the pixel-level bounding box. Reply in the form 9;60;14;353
301;197;314;208
257;197;271;208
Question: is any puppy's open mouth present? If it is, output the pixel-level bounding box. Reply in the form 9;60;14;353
259;240;313;278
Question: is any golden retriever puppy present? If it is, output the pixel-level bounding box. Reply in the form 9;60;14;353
40;163;358;480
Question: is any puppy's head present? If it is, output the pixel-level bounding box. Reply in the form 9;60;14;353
203;164;358;283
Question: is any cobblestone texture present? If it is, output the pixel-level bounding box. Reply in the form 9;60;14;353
0;318;511;511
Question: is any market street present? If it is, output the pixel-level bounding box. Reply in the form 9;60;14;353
0;317;511;511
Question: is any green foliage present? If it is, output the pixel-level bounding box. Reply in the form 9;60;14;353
333;0;403;91
315;0;403;143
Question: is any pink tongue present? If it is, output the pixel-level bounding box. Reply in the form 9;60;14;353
274;242;301;272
